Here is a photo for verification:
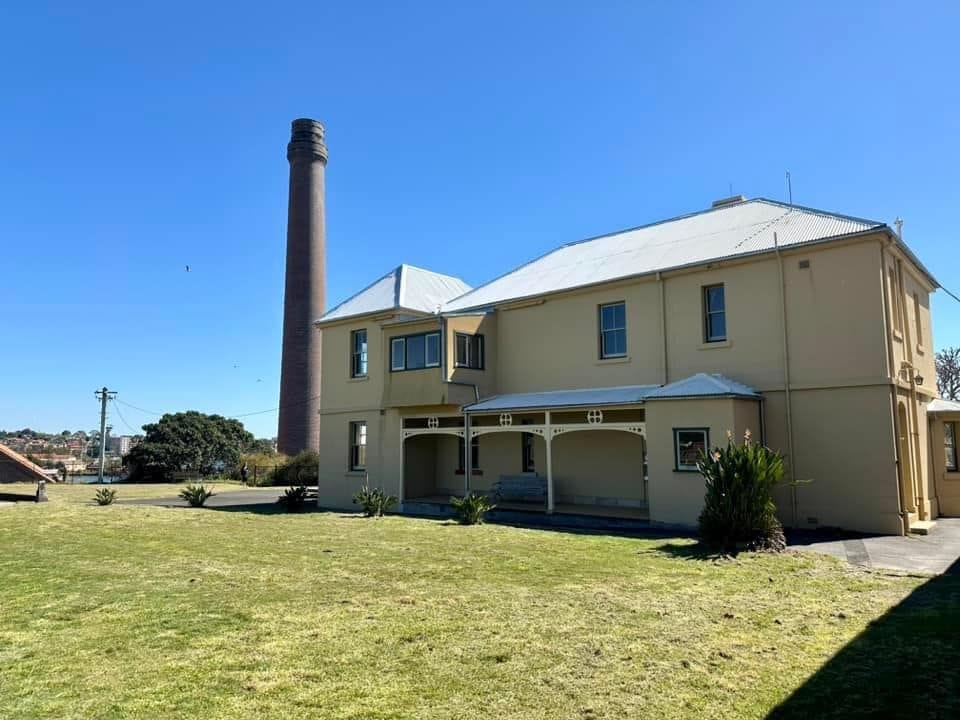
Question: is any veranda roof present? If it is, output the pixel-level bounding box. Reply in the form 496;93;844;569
462;374;760;413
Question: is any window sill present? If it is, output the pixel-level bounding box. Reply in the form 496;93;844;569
454;469;484;476
345;470;367;477
892;330;904;342
699;339;732;350
945;471;960;480
595;355;631;366
348;375;370;383
673;468;701;474
916;344;926;356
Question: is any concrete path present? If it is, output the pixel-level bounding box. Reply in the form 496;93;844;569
792;518;960;575
119;488;287;509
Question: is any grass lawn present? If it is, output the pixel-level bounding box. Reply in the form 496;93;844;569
0;484;957;719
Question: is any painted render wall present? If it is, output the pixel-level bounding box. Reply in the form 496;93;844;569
929;412;960;516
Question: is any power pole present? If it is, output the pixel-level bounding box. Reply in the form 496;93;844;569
94;387;117;484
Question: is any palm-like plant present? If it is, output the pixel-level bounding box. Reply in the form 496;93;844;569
179;484;215;508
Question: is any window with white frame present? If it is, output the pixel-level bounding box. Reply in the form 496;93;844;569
913;293;923;346
455;333;484;369
390;332;440;371
457;434;480;472
946;421;958;472
349;421;367;471
599;302;626;358
703;284;726;342
674;428;708;471
350;329;368;377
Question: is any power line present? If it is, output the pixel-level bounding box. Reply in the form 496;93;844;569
114;393;322;421
110;399;140;435
114;398;163;416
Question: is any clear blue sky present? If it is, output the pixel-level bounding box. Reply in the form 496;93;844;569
2;1;959;438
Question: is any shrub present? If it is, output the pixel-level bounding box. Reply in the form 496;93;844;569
697;430;787;552
179;484;215;508
352;485;397;517
268;451;318;487
234;452;287;486
93;488;117;506
278;485;310;512
451;492;496;525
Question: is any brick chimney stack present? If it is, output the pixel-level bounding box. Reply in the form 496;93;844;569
278;118;327;455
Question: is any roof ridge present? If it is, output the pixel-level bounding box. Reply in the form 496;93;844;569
752;197;886;228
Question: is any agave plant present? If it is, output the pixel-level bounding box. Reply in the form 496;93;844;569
450;492;496;525
278;485;309;512
352;485;397;517
179;484;215;508
93;488;117;506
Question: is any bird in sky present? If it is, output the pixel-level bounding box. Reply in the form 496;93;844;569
185;265;191;272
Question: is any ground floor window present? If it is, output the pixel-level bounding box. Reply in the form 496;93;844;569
946;421;958;472
674;428;708;471
521;431;536;472
457;434;480;472
349;421;367;471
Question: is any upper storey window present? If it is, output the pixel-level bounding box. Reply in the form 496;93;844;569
703;284;726;342
599;302;626;358
350;329;368;378
390;332;441;371
455;333;484;370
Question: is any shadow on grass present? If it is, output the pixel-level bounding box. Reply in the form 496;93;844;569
653;541;728;561
766;557;960;719
0;492;35;502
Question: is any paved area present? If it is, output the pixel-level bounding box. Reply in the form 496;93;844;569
792;518;960;575
119;489;288;509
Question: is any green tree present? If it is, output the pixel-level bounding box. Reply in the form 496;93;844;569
247;438;277;455
936;346;960;401
125;411;255;482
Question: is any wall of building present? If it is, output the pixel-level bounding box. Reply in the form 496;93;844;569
446;314;498;400
551;430;646;505
929;413;960;516
644;397;739;527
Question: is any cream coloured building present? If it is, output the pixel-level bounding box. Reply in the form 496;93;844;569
314;196;959;536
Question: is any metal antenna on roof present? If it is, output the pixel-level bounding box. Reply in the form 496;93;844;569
894;217;903;239
786;171;793;205
728;181;733;196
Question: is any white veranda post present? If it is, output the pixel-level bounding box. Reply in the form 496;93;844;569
545;410;554;513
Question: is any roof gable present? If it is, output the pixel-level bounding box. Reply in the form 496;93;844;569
443;199;888;312
319;264;471;324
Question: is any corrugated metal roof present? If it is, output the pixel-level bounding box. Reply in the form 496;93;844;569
463;385;660;412
927;398;960;414
644;373;760;400
319;264;471;324
444;199;889;312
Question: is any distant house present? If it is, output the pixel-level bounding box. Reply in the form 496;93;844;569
313;197;957;535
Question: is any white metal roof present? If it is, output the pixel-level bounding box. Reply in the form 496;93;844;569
928;398;960;414
443;199;891;312
319;264;471;324
644;373;760;400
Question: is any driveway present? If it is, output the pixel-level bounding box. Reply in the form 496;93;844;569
119;488;288;509
793;518;960;575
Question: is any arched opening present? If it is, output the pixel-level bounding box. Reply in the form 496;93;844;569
550;429;647;513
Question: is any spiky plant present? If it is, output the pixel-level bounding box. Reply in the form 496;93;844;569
93;488;117;506
450;492;496;525
697;430;787;552
179;484;215;508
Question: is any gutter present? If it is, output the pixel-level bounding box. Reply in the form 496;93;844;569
774;232;799;528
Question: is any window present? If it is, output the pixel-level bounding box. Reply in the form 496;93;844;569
389;332;441;371
674;428;708;471
350;329;368;377
890;267;903;333
599;302;626;358
457;434;480;472
349;421;367;471
521;431;536;472
455;333;484;369
703;284;726;342
913;293;923;345
946;422;958;472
